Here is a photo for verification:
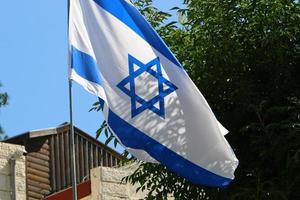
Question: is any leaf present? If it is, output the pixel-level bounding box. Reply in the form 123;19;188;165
105;135;114;146
114;138;118;148
104;128;109;138
92;101;100;106
170;6;180;11
122;150;129;158
96;128;102;139
88;107;96;112
165;21;177;28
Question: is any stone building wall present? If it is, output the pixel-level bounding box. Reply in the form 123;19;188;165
90;165;147;200
89;165;173;200
0;142;26;200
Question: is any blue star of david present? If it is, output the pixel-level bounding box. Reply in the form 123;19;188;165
117;54;178;118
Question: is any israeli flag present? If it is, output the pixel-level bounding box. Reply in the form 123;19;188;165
69;0;238;188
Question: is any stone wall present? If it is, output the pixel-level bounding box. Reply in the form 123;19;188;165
90;165;173;200
0;142;26;200
90;165;148;200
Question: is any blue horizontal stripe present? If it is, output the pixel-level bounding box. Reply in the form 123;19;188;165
108;109;232;188
93;0;182;68
71;46;102;85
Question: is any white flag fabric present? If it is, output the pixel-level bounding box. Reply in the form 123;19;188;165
69;0;238;187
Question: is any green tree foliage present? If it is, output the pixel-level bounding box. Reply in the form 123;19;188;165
93;0;300;199
0;82;8;138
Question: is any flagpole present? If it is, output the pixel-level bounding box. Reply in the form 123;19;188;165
69;81;78;200
67;0;78;199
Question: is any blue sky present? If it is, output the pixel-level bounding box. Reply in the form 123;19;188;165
0;0;181;150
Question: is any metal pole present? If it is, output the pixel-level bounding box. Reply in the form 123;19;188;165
67;0;78;199
69;80;78;200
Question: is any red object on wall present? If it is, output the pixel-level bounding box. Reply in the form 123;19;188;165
43;180;91;200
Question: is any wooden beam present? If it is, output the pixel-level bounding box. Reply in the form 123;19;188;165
27;174;50;185
27;156;49;167
65;132;71;186
29;128;57;138
60;133;66;188
50;135;56;192
75;133;80;183
27;162;49;173
28;191;45;199
29;152;50;161
55;135;61;190
27;179;51;191
27;168;49;178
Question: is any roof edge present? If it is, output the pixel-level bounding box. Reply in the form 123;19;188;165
4;123;124;159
